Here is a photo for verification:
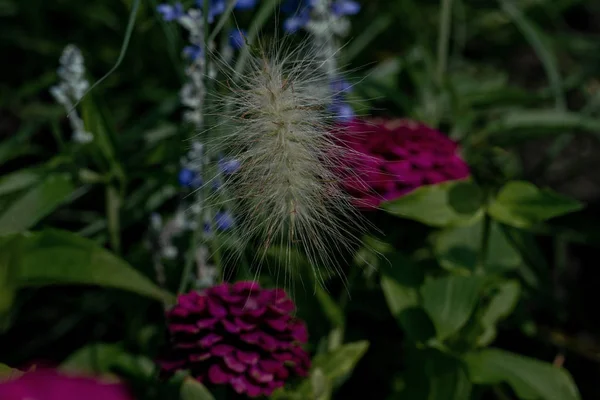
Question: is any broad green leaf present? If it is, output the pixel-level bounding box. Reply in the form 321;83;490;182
488;181;583;228
434;219;521;274
398;348;471;400
426;352;472;400
2;230;174;303
485;110;600;146
421;275;485;341
0;174;75;235
381;275;435;343
476;281;521;347
309;368;332;400
464;348;581;400
382;181;483;228
0;168;41;197
311;341;369;386
181;377;216;400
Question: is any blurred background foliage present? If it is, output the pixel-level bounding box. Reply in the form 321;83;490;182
2;0;600;399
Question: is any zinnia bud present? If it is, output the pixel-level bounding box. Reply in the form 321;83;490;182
159;281;311;397
340;118;470;209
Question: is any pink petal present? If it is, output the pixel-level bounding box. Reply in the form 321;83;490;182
211;344;234;356
199;333;222;348
266;318;288;332
196;318;218;329
169;324;199;334
208;364;232;385
249;367;274;383
234;317;256;331
237;350;260;365
224;354;247;373
222;319;241;334
207;299;228;318
189;352;211;362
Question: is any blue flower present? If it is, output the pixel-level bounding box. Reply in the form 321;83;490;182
215;211;235;230
183;45;203;61
196;0;257;24
235;0;258;10
179;168;203;188
204;211;235;233
331;0;360;16
281;0;309;14
331;78;352;94
219;157;241;174
157;2;185;21
283;8;311;33
331;102;355;122
229;29;247;50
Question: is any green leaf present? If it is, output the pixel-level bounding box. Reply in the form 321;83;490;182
484;110;600;146
398;348;472;400
477;281;521;347
61;342;153;378
180;377;216;400
1;230;174;303
499;0;565;109
381;275;435;343
0;235;22;316
382;181;483;227
464;348;581;400
421;275;485;341
0;363;21;381
0;168;41;197
311;341;369;387
426;351;472;400
315;286;345;328
434;219;522;274
380;253;435;342
309;368;333;400
488;181;583;228
0;174;75;235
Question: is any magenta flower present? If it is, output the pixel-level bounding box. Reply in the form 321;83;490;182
159;282;311;398
339;118;470;209
0;369;133;400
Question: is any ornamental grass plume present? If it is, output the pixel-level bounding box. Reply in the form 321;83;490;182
206;30;370;287
159;281;310;397
339;118;470;209
0;369;133;400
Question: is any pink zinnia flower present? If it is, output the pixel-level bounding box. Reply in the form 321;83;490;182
339;118;470;209
159;281;310;398
0;369;133;400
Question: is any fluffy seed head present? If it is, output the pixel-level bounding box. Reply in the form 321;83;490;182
206;33;369;287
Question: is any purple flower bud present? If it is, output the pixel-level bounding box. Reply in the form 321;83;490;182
178;168;203;188
157;2;184;21
331;0;361;16
183;44;203;61
235;0;258;10
229;29;247;50
159;282;311;398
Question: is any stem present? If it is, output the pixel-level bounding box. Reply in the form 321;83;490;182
105;185;121;253
477;213;492;274
178;0;212;294
436;0;454;85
